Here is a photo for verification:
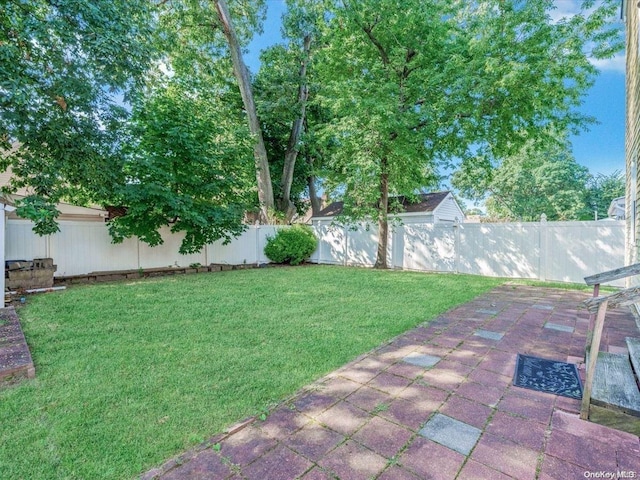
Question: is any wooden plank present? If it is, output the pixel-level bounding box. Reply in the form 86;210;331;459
588;404;640;436
581;300;608;419
627;337;640;379
584;286;640;313
584;262;640;286
591;352;640;416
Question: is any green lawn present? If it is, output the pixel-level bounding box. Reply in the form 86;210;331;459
0;266;503;479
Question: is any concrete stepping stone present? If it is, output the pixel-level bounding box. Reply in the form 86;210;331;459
473;330;504;341
419;413;482;455
402;353;441;368
544;323;574;333
533;305;554;310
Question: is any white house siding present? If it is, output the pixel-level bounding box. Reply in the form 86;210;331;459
626;0;640;269
432;195;465;223
390;213;434;225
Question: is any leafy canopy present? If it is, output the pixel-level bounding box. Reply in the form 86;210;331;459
105;1;262;254
318;0;621;205
310;0;622;266
454;133;591;221
0;0;155;233
108;75;255;254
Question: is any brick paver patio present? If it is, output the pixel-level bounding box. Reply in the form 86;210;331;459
142;285;640;479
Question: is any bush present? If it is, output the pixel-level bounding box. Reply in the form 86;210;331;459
264;225;318;265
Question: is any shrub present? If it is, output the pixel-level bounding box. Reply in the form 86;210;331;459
264;225;318;265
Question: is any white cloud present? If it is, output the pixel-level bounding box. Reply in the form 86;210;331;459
549;1;625;74
590;53;626;73
549;0;583;23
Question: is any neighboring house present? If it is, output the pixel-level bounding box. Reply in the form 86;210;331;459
0;166;109;222
311;191;465;225
608;196;625;220
626;0;640;264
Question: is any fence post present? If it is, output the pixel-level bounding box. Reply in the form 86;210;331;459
539;214;548;281
0;205;5;307
316;222;323;264
45;232;52;260
392;224;403;269
255;225;260;264
454;219;461;274
343;225;348;266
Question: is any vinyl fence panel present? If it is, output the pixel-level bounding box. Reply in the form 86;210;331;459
313;222;347;265
50;221;139;276
138;227;206;270
400;224;457;272
205;226;278;265
4;218;626;286
543;221;625;283
6;220;49;261
457;223;541;279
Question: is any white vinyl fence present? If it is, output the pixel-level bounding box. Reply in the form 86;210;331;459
310;219;626;286
5;220;279;277
5;218;626;285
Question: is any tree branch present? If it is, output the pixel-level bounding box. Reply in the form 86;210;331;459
362;23;390;66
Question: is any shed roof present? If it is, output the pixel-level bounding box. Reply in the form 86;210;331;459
315;191;451;218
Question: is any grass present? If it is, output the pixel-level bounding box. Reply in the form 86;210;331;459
0;266;503;479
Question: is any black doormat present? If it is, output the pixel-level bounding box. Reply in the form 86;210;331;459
513;354;583;400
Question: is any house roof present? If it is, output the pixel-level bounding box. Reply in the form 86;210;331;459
0;163;108;221
315;191;452;217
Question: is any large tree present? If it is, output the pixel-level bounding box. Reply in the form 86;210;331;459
584;170;625;220
107;75;255;254
315;0;622;268
454;133;591;221
0;0;155;234
255;0;328;219
151;0;322;223
214;0;274;221
98;0;259;253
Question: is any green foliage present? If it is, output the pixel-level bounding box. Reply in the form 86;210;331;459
3;0;623;252
254;0;330;215
103;2;263;254
264;225;318;265
14;196;60;235
255;44;315;213
313;0;622;258
1;0;156;233
108;75;255;254
454;132;591;221
584;170;625;219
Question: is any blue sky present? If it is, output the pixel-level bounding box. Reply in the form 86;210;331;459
247;0;626;178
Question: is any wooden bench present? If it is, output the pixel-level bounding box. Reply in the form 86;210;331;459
581;264;640;433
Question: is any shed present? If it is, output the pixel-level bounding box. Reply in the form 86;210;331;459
311;191;464;225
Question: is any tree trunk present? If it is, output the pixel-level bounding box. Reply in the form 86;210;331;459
374;160;389;269
278;34;312;222
215;0;274;222
307;172;322;216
